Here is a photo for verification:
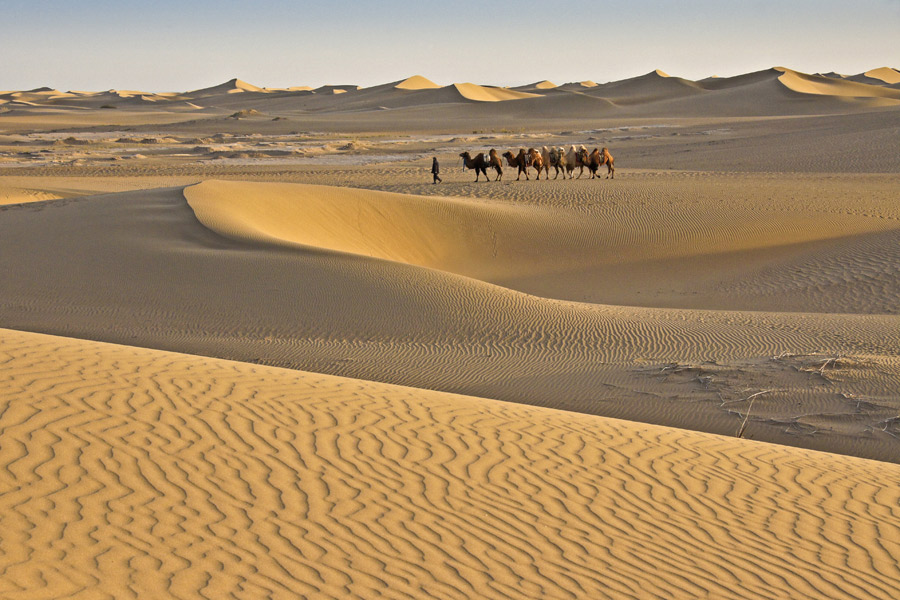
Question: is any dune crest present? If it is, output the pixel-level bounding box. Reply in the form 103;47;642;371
451;82;540;102
187;78;266;97
394;75;440;90
863;67;900;85
182;179;900;318
775;67;900;101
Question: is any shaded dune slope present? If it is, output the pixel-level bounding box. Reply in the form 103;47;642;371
2;327;899;599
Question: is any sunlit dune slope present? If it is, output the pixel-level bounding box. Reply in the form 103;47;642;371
187;77;267;97
184;180;900;312
394;75;440;90
1;327;898;600
452;83;540;102
862;67;900;84
775;67;900;101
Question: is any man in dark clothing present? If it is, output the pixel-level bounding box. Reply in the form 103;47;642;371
431;157;442;184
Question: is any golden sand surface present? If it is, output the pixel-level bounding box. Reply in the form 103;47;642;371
2;67;900;598
2;327;899;599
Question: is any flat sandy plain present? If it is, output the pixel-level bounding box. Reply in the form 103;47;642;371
1;68;899;598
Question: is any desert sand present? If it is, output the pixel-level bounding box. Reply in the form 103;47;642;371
2;327;899;599
1;66;899;598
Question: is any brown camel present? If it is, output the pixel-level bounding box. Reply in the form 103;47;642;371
542;146;566;179
527;148;546;180
488;148;503;181
502;149;530;181
598;147;615;179
459;151;490;182
577;148;603;179
579;147;615;179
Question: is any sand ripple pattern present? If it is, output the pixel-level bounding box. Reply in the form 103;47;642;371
2;328;899;599
2;185;900;460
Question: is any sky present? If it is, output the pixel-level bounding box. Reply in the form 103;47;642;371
2;0;898;91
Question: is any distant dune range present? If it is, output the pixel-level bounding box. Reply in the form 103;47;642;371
2;67;900;133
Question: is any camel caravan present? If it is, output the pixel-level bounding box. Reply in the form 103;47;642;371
459;145;614;182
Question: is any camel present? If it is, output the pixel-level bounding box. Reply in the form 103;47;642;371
502;148;530;180
543;145;567;179
577;148;600;179
598;147;615;179
564;145;588;178
577;147;616;179
527;148;546;180
459;151;490;182
488;148;503;181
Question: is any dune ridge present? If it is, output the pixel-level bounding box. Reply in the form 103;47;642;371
188;78;266;96
775;67;900;101
1;326;898;599
183;179;900;309
451;83;541;102
3;66;899;126
863;67;900;84
395;75;440;90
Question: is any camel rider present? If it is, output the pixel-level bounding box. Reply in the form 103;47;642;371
431;157;442;184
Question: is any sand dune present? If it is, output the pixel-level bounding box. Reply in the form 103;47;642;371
450;83;540;102
776;67;900;101
188;77;267;96
0;182;63;205
315;85;361;94
562;80;599;89
825;67;900;86
586;70;705;104
1;87;75;103
3;66;899;126
183;180;900;303
863;67;900;84
513;80;558;92
2;326;898;599
2;181;899;461
394;75;440;90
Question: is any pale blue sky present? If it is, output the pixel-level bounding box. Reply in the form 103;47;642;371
2;0;898;91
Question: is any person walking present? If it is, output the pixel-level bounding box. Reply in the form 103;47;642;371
431;156;442;184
